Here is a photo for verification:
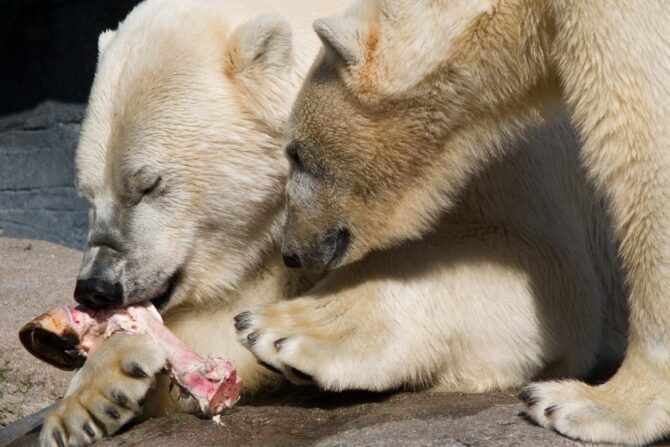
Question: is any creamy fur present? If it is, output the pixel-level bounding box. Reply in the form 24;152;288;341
245;120;629;392
39;1;345;446
277;0;670;445
38;0;648;446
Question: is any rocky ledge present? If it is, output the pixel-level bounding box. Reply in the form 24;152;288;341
0;238;640;446
5;386;608;447
0;102;88;249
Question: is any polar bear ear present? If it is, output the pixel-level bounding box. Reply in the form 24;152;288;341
97;29;116;55
313;17;362;66
228;14;292;73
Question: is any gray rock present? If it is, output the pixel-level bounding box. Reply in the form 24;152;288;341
4;389;630;447
0;102;89;249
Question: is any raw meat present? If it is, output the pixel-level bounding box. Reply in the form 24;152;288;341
19;303;242;416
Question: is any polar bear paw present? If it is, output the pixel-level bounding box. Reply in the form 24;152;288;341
39;333;165;447
520;371;670;446
234;297;380;391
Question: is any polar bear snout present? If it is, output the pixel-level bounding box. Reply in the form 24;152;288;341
281;226;350;272
281;252;302;269
75;245;125;308
75;239;183;311
74;277;123;309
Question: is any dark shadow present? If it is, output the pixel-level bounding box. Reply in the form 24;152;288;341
242;383;393;410
0;0;142;116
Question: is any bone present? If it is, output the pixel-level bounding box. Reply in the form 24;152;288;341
19;303;242;416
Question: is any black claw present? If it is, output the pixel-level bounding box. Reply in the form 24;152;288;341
257;360;282;375
111;389;129;407
83;422;96;438
517;411;541;427
127;362;148;378
104;406;120;420
519;388;538;406
274;337;287;351
544;405;557;417
85;408;109;436
289;367;313;382
53;430;65;447
234;311;252;332
83;408;107;436
247;331;260;347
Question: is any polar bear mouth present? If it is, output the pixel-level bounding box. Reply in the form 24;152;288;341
150;271;180;311
324;227;351;270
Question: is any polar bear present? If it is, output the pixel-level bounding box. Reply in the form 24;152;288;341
249;0;670;445
39;0;352;445
39;0;630;446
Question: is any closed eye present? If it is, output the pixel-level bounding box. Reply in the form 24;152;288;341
141;176;162;196
285;142;303;170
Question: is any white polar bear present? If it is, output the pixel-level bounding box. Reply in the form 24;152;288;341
40;0;629;446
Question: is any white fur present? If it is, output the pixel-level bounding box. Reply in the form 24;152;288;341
284;0;670;444
40;0;633;446
97;29;115;54
245;118;626;393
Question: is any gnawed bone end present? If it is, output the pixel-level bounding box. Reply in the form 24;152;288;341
19;308;87;371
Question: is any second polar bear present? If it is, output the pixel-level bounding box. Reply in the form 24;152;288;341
246;0;670;445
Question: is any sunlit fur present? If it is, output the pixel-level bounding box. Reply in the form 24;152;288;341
39;1;349;446
283;0;670;445
38;0;665;446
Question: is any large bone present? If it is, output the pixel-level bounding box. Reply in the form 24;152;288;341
19;304;242;417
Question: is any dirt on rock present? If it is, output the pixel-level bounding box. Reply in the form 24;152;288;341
0;238;80;427
9;388;596;447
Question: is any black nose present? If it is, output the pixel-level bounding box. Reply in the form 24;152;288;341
282;252;302;269
74;278;123;309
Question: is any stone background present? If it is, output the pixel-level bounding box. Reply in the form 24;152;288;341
0;0;140;432
1;0;143;248
0;103;87;248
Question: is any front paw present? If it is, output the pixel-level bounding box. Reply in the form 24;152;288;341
232;297;366;390
40;333;166;447
234;310;315;385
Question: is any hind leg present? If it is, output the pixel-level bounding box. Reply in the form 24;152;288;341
521;355;670;445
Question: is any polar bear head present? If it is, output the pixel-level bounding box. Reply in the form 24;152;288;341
281;0;556;270
73;0;304;311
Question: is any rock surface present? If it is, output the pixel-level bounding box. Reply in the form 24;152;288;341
0;238;80;427
0;102;88;248
0;237;663;447
6;387;645;447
